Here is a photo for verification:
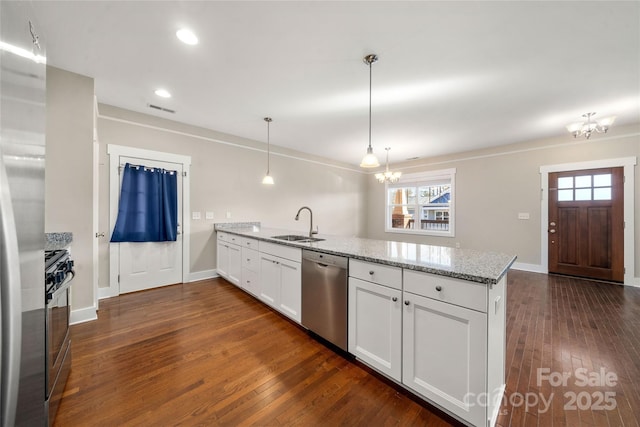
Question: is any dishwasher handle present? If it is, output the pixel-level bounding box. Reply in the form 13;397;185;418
302;250;348;269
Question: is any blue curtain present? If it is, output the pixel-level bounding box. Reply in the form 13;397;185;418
110;163;178;242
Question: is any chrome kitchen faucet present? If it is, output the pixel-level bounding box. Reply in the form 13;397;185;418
295;206;318;238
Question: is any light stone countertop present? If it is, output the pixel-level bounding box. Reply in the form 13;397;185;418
215;223;516;285
45;232;73;251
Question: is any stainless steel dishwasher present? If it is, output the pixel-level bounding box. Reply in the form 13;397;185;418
301;250;349;351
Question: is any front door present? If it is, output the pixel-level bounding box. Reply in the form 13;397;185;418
548;167;623;282
117;156;183;293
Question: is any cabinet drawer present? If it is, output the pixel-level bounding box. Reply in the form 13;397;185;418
241;268;260;297
242;247;259;272
241;237;259;250
217;232;240;245
349;259;402;290
403;270;487;313
259;241;302;263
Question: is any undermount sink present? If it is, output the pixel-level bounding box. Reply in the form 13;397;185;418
271;234;325;243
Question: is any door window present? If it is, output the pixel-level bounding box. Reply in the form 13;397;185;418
556;173;612;202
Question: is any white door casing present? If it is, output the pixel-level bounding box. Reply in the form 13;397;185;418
539;157;636;286
107;144;191;297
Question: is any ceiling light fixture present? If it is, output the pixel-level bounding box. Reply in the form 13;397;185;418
360;54;380;168
566;112;616;139
262;117;274;185
154;88;171;98
375;147;402;184
176;28;198;45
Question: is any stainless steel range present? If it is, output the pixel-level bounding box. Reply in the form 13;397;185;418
44;249;74;425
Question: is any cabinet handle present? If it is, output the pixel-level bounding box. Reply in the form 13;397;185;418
369;270;374;275
404;300;410;306
392;297;398;302
435;286;442;292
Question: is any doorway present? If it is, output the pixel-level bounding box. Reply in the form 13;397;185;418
540;157;636;285
548;167;623;282
107;145;191;296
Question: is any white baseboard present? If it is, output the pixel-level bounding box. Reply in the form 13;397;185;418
189;269;218;282
98;285;119;300
511;262;546;273
70;305;98;325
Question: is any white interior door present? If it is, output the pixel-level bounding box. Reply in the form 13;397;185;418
117;156;183;293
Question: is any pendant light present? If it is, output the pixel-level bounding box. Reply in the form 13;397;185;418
261;117;274;185
360;54;380;168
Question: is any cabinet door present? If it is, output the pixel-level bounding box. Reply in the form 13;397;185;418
259;253;280;308
278;260;301;323
227;243;241;286
403;292;487;427
348;278;402;381
217;242;229;279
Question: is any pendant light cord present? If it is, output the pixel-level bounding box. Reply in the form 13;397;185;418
267;120;270;173
368;59;372;151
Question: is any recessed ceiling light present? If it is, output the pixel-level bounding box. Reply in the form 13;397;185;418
176;28;198;45
154;88;171;98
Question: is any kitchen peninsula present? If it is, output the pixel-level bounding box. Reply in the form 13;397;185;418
215;222;516;427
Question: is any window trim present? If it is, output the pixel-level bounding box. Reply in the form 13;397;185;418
384;168;456;237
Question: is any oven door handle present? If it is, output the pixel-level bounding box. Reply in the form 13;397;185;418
47;271;75;303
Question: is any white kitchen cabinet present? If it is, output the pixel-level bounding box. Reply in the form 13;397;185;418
402;291;487;427
348;277;402;381
258;250;301;323
216;232;241;286
402;269;506;427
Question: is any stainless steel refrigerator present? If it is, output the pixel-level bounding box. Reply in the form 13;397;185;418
1;1;47;426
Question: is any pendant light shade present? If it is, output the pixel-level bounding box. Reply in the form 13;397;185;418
262;117;274;185
360;54;380;168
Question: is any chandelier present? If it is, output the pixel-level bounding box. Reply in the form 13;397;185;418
375;147;402;183
360;54;380;168
566;112;616;139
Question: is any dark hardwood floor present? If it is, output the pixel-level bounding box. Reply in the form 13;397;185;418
54;270;640;427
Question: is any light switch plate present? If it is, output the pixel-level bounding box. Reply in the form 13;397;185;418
192;211;201;220
205;211;214;220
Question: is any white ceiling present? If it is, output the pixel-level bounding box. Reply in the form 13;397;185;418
32;1;640;167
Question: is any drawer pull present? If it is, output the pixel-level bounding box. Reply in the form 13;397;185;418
392;297;398;302
435;286;442;292
404;300;410;306
369;270;375;275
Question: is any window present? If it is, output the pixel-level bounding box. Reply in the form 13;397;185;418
385;168;455;237
557;173;612;202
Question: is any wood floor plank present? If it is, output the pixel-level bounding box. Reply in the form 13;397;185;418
54;272;640;427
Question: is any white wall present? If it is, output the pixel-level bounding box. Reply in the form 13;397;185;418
364;124;640;280
96;104;368;287
45;66;96;320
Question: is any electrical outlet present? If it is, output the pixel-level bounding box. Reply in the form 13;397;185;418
518;212;530;220
205;211;214;220
192;211;201;220
455;242;461;249
226;211;232;219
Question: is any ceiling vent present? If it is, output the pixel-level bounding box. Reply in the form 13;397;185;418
147;103;175;114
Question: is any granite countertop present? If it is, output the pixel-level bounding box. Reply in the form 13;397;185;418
45;232;73;251
214;223;516;285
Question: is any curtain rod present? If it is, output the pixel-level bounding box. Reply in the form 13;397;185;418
119;163;177;175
